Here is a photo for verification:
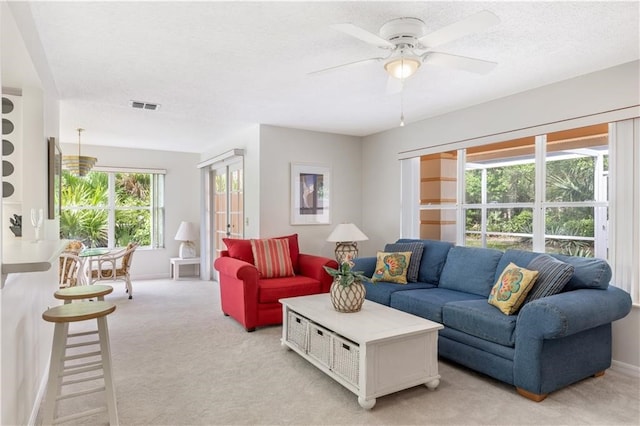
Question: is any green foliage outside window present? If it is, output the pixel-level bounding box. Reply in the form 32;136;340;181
464;155;604;256
60;170;152;248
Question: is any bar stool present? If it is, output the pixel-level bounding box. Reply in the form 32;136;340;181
42;301;119;425
55;284;114;304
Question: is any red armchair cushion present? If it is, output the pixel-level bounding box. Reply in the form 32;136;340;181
258;276;323;303
222;238;254;264
251;238;295;278
223;234;300;270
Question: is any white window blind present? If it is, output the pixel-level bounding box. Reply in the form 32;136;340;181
608;118;640;303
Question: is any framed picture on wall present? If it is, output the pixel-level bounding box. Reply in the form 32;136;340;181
290;162;330;225
47;137;62;219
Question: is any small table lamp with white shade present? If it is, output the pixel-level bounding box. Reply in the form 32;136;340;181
326;223;369;264
175;221;198;258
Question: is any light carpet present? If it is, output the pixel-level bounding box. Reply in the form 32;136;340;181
38;279;640;425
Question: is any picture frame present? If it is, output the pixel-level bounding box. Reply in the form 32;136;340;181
47;137;62;219
290;162;330;225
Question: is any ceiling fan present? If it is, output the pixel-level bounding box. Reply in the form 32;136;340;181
310;10;500;94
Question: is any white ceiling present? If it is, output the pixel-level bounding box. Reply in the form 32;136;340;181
20;1;640;154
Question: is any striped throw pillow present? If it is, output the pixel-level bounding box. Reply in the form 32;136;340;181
524;254;575;303
251;238;295;278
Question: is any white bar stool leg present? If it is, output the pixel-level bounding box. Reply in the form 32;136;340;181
42;322;69;425
98;315;119;425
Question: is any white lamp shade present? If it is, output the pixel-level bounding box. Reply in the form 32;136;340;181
326;223;368;242
175;221;198;242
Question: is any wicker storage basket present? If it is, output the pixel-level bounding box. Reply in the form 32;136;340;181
332;334;360;387
308;323;332;368
287;311;309;351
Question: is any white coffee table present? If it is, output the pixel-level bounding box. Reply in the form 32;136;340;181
280;294;443;409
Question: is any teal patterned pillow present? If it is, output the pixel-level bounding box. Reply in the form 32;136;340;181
372;251;412;284
384;242;424;282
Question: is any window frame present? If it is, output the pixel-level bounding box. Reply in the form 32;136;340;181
60;166;166;249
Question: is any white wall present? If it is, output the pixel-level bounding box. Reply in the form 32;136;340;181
61;143;201;279
1;3;62;424
198;125;363;259
361;60;640;372
1;268;59;426
258;125;363;258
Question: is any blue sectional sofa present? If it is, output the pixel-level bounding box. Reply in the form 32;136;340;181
352;239;632;401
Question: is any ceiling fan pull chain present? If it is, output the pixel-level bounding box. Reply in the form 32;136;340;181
400;82;406;127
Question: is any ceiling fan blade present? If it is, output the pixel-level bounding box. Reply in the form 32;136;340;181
331;23;395;49
423;52;497;74
418;10;500;48
385;76;404;95
308;57;384;75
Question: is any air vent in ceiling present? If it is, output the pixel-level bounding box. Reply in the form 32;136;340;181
129;100;160;111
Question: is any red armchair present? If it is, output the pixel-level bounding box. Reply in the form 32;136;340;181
214;235;337;332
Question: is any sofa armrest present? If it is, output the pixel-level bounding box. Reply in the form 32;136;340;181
213;256;259;283
516;286;632;340
351;257;377;278
298;253;338;292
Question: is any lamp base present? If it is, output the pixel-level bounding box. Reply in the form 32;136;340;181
335;242;358;264
179;241;196;258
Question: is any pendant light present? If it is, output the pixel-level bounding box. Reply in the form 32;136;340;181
62;128;97;177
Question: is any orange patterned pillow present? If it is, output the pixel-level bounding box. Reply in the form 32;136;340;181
250;238;295;278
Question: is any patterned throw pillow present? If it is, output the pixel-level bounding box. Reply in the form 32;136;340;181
371;251;412;284
524;254;575;303
384;242;424;282
488;262;539;315
250;238;295;278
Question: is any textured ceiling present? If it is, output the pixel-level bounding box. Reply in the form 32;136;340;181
20;1;640;153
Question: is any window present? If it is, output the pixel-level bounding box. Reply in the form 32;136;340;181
416;124;609;257
465;137;536;251
61;168;165;248
406;119;638;304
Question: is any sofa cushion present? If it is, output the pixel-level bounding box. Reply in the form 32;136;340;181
258;276;322;303
488;263;538;315
439;246;504;297
443;299;518;347
364;281;436;306
372;251;412;284
497;249;611;291
494;249;540;283
551;254;611;291
396;239;454;284
390;288;484;323
524;254;574;303
223;234;300;271
384;242;424;282
251;238;295;278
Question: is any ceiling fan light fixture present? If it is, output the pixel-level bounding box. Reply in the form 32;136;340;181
384;56;421;79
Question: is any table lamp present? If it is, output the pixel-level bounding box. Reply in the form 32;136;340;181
175;221;198;258
326;223;369;264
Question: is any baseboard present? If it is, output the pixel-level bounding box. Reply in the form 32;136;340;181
132;273;204;281
611;359;640;378
130;273;171;281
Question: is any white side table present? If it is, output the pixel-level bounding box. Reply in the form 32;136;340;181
170;257;200;280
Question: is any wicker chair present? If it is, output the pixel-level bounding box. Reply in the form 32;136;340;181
58;240;85;288
90;242;139;299
59;252;82;288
